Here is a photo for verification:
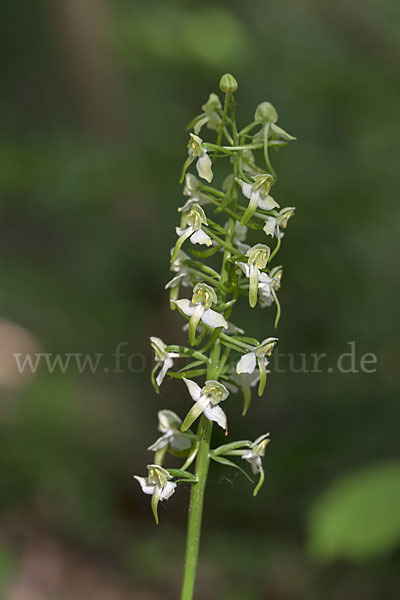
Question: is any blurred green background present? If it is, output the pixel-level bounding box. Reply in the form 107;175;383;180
1;0;399;598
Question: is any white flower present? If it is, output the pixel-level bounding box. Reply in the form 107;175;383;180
242;433;270;474
258;266;283;308
236;174;279;225
236;337;278;395
178;173;212;213
172;204;212;263
236;244;271;308
236;337;277;375
187;134;213;183
150;337;179;387
181;378;229;431
263;207;295;238
148;409;191;452
134;464;177;524
192;93;221;135
254;101;296;141
172;283;228;344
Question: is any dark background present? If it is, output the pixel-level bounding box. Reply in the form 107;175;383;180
0;1;399;598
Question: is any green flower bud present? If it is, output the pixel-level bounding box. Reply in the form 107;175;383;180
219;73;238;94
255;101;278;123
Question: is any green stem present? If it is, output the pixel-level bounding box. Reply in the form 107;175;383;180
180;343;220;600
180;416;211;600
214;91;230;157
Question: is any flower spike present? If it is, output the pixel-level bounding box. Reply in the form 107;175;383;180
135;76;297;596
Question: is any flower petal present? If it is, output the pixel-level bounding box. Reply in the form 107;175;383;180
155;357;174;386
236;261;250;278
134;476;155;496
170;433;192;450
190;229;212;246
263;218;277;237
196;152;213;182
160;481;177;501
253;432;270;446
172;299;195;318
203;404;227;430
237;180;252;200
182;377;202;401
258;194;279;210
147;432;171;452
158;409;182;432
236;352;257;374
201;308;228;329
193;115;209;135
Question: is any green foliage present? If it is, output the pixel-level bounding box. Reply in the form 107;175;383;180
307;461;400;562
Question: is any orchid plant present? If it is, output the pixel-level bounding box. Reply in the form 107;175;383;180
135;74;296;600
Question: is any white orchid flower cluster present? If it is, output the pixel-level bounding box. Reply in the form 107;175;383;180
135;75;296;531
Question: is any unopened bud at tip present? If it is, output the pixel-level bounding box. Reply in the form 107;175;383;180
219;73;238;93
